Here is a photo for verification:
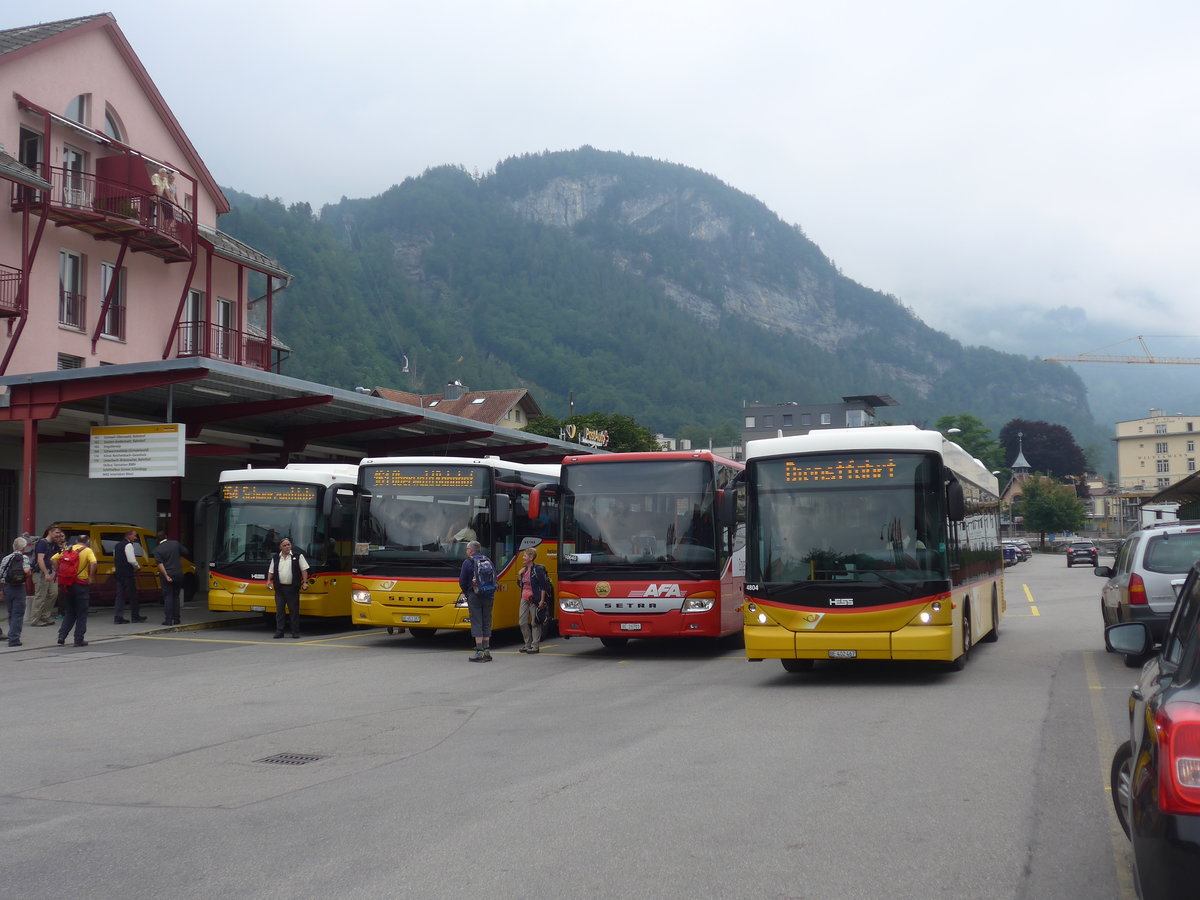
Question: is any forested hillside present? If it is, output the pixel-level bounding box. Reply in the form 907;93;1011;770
218;148;1102;452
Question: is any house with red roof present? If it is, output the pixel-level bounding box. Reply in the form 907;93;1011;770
0;13;291;377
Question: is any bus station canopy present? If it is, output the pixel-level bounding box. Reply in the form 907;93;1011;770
0;357;590;466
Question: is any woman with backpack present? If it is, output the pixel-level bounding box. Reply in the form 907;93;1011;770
516;547;550;654
459;541;497;662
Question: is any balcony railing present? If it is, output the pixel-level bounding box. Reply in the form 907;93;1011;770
11;165;194;259
59;290;86;329
0;264;21;315
176;322;286;372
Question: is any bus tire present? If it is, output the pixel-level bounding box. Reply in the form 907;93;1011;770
952;603;972;670
599;637;628;650
781;658;814;673
409;627;437;642
981;590;1000;643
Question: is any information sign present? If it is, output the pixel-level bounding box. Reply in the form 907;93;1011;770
89;424;185;479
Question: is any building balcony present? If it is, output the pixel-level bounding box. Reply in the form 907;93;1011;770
10;166;194;263
0;264;22;318
175;322;290;373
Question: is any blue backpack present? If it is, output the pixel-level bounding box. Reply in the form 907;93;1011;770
472;555;497;596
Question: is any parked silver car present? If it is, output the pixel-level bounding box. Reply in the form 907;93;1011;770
1096;521;1200;661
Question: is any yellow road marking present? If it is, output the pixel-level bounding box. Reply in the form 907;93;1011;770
1023;584;1035;604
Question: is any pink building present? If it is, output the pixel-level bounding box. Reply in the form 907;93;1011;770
0;13;290;377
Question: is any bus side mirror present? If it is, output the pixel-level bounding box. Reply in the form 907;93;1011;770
717;488;737;526
494;493;512;525
529;488;541;521
947;481;966;522
322;482;358;517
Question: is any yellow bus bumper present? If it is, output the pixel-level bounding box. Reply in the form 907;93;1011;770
746;623;954;661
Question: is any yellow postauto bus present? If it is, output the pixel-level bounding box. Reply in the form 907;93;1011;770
206;464;360;619
351;456;560;638
742;425;1004;673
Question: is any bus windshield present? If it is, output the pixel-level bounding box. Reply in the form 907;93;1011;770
562;460;715;572
213;482;330;567
749;452;946;585
357;464;491;565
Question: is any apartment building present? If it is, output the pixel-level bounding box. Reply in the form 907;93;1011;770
0;14;291;378
1114;408;1199;492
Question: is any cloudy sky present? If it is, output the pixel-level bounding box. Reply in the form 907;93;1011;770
11;1;1200;360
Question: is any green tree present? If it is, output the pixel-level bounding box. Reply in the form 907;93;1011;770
1014;475;1087;544
527;412;661;453
935;413;1003;470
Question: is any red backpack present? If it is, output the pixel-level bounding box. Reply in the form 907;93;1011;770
57;545;80;586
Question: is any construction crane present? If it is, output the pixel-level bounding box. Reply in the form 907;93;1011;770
1045;335;1200;365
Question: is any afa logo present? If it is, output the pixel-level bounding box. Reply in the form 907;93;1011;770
629;583;683;599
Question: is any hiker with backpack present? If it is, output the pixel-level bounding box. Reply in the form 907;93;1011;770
2;536;31;647
54;533;96;647
459;540;497;662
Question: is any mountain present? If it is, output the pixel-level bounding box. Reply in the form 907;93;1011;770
218;147;1106;460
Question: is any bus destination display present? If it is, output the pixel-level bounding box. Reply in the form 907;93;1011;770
783;457;897;483
221;483;319;503
366;466;483;491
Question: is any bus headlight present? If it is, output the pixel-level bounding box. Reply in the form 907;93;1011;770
683;597;714;612
560;597;583;612
918;611;932;624
352;589;371;605
455;593;469;608
757;612;769;624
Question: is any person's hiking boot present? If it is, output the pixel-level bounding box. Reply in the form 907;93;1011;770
482;649;493;662
468;649;485;662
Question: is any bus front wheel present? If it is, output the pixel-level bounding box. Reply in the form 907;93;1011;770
952;604;972;670
599;637;628;650
781;658;814;673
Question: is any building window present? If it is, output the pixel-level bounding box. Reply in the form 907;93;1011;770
1157;459;1170;473
846;409;870;427
1189;423;1195;432
1189;441;1195;452
62;145;87;207
100;263;125;340
763;415;774;428
64;94;89;125
214;298;234;359
1156;423;1168;434
59;251;85;328
57;353;83;370
744;416;755;429
515;408;523;423
103;106;123;141
801;413;811;425
181;290;203;354
1189;458;1197;472
1158;477;1171;487
782;414;792;427
1156;442;1168;454
820;413;832;425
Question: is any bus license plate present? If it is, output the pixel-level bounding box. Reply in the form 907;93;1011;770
828;649;857;659
250;606;265;612
402;615;422;623
619;623;642;631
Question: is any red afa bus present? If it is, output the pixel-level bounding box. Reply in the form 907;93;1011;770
550;451;745;648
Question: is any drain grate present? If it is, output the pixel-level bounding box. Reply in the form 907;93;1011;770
255;753;327;766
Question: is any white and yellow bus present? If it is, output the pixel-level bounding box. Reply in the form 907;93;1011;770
742;425;1004;673
206;464;360;619
351;456;560;638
